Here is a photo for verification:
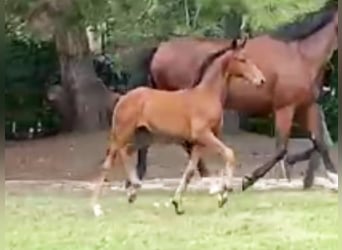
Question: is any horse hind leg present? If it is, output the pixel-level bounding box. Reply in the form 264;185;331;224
242;106;295;191
305;104;337;186
286;104;337;189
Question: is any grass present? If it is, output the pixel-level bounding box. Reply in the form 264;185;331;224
5;190;338;250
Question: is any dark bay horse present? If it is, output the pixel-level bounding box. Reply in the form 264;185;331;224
128;2;338;190
91;39;265;216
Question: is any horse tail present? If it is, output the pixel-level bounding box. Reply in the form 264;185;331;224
128;46;159;89
192;44;234;86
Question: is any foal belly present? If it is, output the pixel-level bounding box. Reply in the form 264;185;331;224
150;132;187;145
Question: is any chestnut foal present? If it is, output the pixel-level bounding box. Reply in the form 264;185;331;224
91;38;265;216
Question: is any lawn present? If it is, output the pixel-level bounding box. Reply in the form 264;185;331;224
5;190;338;250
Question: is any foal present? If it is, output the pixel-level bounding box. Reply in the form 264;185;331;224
91;38;265;216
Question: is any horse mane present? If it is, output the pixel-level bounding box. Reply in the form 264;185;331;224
269;1;337;41
192;45;233;86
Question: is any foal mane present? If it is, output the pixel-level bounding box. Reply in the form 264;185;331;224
192;45;233;87
269;0;337;42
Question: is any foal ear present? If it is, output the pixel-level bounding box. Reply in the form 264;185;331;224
231;39;238;50
232;37;248;50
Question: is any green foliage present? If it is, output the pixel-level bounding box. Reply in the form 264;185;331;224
5;31;60;138
321;53;338;141
5;0;338;140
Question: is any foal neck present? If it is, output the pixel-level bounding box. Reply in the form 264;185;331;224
195;63;230;105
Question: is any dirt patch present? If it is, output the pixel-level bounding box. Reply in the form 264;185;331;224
5;131;337;182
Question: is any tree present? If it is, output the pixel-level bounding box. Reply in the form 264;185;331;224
6;0;116;132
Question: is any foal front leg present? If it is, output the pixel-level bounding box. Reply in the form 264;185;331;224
171;145;200;215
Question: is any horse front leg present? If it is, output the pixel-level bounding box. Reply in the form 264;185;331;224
125;147;149;189
242;106;295;191
274;133;291;181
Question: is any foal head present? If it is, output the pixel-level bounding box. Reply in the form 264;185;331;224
222;38;266;86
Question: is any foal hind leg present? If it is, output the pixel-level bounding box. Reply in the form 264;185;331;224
182;141;210;177
171;145;200;215
91;145;118;217
200;132;236;208
242;106;294;191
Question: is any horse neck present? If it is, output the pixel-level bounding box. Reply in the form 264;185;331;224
298;21;336;75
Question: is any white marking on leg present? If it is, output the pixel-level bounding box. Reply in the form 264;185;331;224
280;160;287;180
326;171;338;185
209;180;221;195
93;204;104;217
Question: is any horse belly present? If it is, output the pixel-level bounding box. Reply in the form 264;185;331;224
226;82;273;115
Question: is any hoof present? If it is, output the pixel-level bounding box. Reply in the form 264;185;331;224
171;200;185;215
125;180;131;189
218;194;228;208
127;191;137;204
326;171;338;185
93;204;104;217
131;180;142;189
242;176;254;191
209;183;222;195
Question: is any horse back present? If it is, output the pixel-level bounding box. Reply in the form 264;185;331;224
151;38;230;89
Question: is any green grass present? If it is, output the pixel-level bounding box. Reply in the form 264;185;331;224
5;190;338;250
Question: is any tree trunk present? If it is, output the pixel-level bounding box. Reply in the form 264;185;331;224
54;26;112;132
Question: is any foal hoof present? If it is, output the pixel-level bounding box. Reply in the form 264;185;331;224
171;200;185;215
128;194;137;204
125;179;131;189
242;176;254;191
92;204;104;217
218;193;228;208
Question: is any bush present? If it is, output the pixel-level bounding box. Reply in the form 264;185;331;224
321;52;338;142
5;34;60;139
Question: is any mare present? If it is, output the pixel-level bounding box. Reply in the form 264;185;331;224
127;2;338;190
91;38;265;216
